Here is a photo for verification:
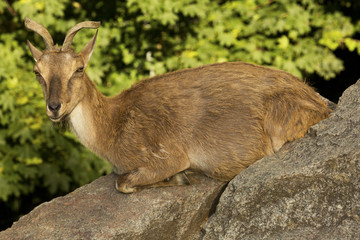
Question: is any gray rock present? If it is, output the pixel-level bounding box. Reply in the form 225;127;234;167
201;80;360;239
0;173;226;240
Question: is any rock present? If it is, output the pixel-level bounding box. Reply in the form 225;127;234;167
201;80;360;239
0;173;226;240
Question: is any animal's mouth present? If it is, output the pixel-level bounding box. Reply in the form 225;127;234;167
49;115;64;122
48;113;69;122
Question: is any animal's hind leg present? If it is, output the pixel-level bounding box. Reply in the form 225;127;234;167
148;171;191;188
264;92;330;153
264;99;308;153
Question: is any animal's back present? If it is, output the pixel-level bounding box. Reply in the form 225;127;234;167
112;62;330;181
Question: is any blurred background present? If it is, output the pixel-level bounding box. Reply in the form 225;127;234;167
1;0;360;230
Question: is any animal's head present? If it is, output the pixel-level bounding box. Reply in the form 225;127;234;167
25;17;100;122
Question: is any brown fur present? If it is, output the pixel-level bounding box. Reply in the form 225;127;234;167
25;18;331;193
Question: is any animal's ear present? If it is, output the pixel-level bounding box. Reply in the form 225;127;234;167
79;30;98;69
27;40;42;62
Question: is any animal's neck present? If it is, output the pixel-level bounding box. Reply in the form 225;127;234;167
68;76;108;153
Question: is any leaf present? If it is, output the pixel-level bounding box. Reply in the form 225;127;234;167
25;157;43;165
344;38;357;51
278;35;289;49
319;30;343;50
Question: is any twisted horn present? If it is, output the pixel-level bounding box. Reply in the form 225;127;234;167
62;21;100;50
24;17;55;50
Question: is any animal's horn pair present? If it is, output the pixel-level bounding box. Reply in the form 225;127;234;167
24;17;100;50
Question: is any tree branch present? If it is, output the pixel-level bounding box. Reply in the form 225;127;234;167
3;0;17;17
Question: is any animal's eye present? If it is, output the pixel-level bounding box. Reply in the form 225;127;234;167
76;67;84;73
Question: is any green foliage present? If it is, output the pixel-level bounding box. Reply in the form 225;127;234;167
1;0;360;225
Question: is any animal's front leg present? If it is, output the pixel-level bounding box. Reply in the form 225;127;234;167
115;143;191;193
115;170;191;193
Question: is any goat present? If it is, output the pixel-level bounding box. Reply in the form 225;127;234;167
25;18;331;193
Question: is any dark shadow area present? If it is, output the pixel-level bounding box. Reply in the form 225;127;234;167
310;48;360;103
0;188;60;231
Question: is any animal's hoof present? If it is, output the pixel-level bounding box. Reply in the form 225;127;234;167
115;178;137;194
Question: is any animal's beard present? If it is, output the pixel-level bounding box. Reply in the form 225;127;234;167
51;116;69;132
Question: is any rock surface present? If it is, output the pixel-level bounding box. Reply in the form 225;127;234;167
0;173;226;240
201;80;360;239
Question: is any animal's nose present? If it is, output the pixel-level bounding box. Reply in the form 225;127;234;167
48;102;62;113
